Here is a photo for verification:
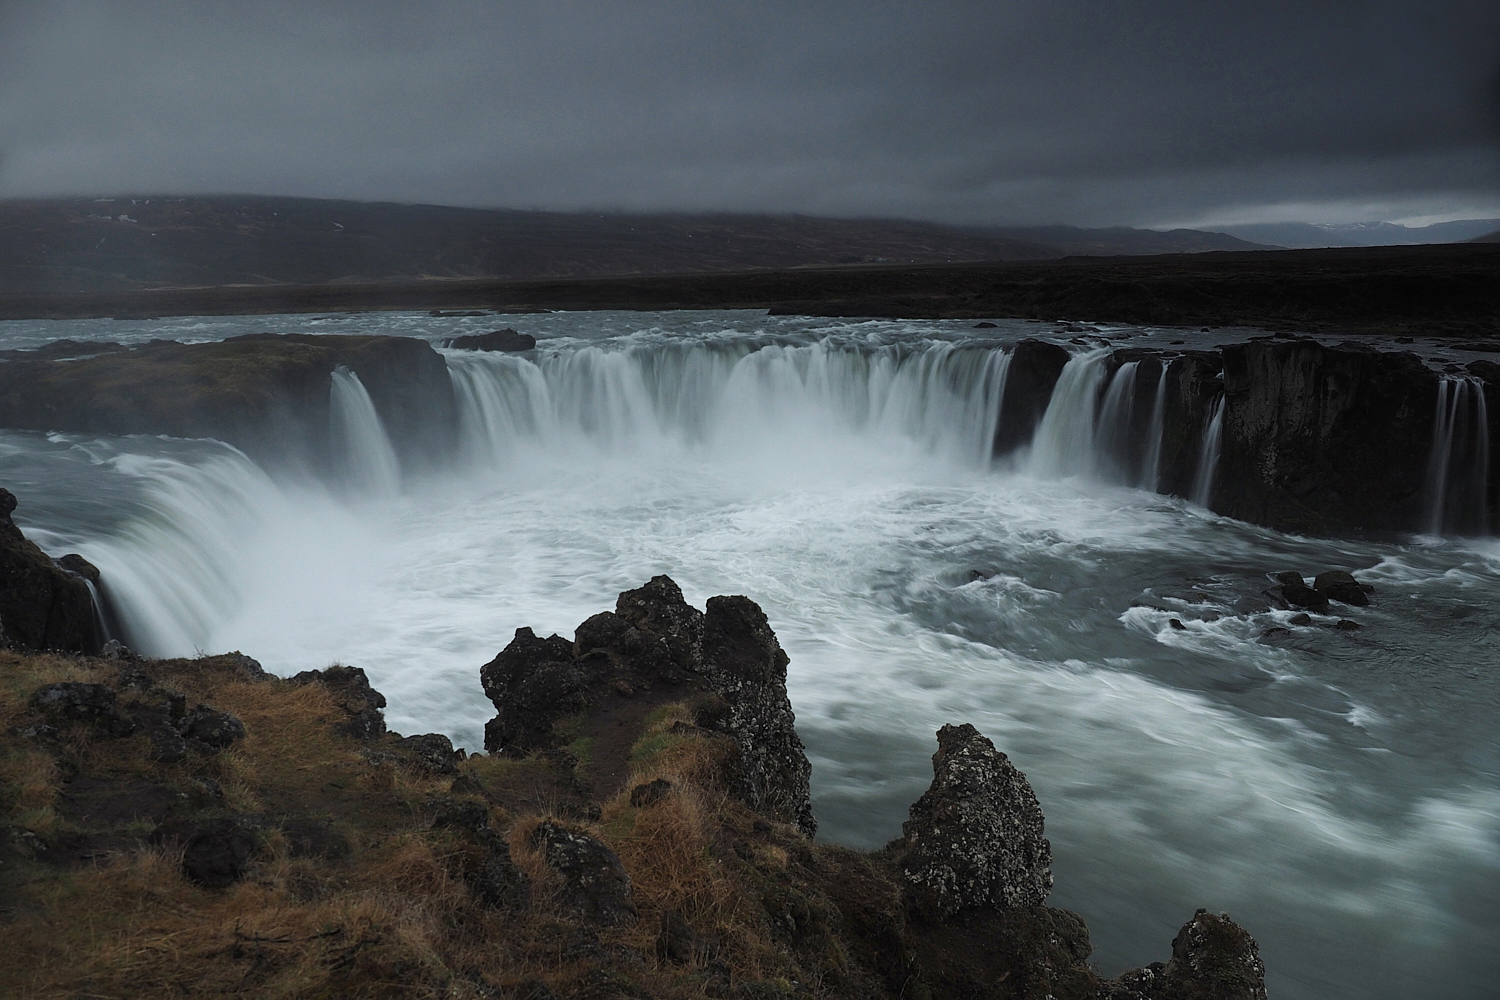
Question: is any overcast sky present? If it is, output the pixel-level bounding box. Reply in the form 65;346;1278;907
1;1;1497;228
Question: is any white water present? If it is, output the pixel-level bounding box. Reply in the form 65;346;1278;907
329;366;402;496
1424;376;1491;536
1141;365;1169;491
2;313;1496;1000
1190;395;1226;508
1026;350;1109;478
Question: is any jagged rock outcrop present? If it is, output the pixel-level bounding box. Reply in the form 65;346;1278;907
290;664;388;740
481;575;816;836
1103;908;1268;1000
994;338;1071;456
0;333;457;468
0;489;103;653
900;723;1053;920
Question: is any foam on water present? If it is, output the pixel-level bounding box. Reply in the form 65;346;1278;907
0;313;1496;1000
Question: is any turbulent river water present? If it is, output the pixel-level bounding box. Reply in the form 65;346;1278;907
2;310;1496;999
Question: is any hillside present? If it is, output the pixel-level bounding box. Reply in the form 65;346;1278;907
1220;218;1500;249
0;197;1273;295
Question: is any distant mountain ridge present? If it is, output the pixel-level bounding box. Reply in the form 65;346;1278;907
1219;218;1500;249
0;196;1277;294
967;224;1271;255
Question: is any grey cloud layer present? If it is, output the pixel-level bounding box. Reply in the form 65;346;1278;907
1;1;1496;225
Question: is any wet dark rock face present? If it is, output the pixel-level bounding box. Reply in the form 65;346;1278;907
0;333;457;469
445;328;536;352
1041;339;1500;536
900;723;1053;920
480;575;816;836
993;339;1071;457
0;488;103;654
1215;340;1441;534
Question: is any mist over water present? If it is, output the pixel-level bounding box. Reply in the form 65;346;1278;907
1;311;1496;1000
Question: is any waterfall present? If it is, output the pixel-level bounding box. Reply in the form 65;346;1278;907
1092;361;1139;483
1423;376;1490;536
329;366;402;496
1025;350;1109;478
1189;394;1225;508
444;339;1012;471
1140;364;1169;491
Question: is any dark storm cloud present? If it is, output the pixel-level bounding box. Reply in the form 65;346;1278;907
0;1;1497;225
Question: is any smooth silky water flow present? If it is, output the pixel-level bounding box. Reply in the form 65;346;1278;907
1;311;1496;999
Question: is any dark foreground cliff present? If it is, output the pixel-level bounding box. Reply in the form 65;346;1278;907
0;569;1267;999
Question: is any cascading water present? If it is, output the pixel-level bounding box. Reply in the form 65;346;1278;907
1190;395;1225;508
1140;364;1169;491
2;311;1496;1000
1423;376;1491;536
1026;350;1109;478
329;366;402;496
1093;360;1140;483
445;338;1011;470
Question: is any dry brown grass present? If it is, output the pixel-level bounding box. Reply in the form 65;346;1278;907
0;659;874;999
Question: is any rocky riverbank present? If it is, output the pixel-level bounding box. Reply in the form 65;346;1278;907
0;333;455;468
0;501;1267;1000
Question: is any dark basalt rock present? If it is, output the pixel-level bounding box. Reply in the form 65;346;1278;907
1271;573;1330;612
446;328;536;352
55;553;101;585
290;664;387;741
481;576;816;836
398;733;459;775
480;628;588;752
629;778;672;808
1104;908;1267;1000
530;820;636;925
699;594;815;836
177;705;246;749
1314;570;1370;606
993;339;1071;457
29;682;136;737
1215;340;1440;533
470;842;531;912
153;817;258;889
900;723;1052;921
0;489;103;654
429;799;531;910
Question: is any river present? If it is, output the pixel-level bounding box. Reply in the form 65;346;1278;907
1;309;1495;998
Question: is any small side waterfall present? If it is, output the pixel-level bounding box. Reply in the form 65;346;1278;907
1026;351;1109;478
1189;395;1225;508
1423;376;1490;536
1140;364;1169;491
1092;361;1139;483
329;367;402;496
